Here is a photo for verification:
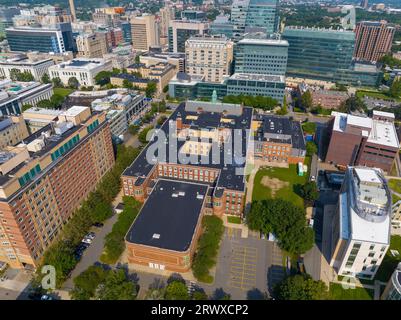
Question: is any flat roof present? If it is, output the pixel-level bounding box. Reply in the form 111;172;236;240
60;106;89;117
238;38;289;47
229;73;285;83
125;180;208;252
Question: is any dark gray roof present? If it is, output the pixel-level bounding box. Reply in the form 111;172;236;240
125;179;208;252
122;101;253;192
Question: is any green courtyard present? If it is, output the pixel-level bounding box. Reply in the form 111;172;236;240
375;235;401;283
329;283;374;300
252;157;310;208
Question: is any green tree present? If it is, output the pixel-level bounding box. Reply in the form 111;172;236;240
51;77;63;88
339;96;366;113
50;93;65;108
247;199;314;255
300;91;313;111
306;141;318;156
302;121;317;134
96;269;137;300
274;274;328;300
22;104;33;112
41;73;51;84
9;69;34;82
192;290;208;300
389;78;401;98
68;77;79;89
145;82;157;98
94;71;112;86
36;99;53;109
71;266;108;300
138;126;153;144
123;79;133;89
128;124;140;135
164;281;190;300
299;181;319;202
163;85;169;93
135;55;140;63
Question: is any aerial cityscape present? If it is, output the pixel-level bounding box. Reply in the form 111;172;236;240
0;0;401;308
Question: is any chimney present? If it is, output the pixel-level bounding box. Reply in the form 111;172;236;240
69;0;77;22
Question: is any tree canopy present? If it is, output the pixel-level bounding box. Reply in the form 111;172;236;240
274;274;328;300
247;199;314;255
164;281;190;300
389;78;401;99
299;181;319;202
222;95;278;110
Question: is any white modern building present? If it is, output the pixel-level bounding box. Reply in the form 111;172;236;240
330;167;391;280
0;53;54;81
48;58;112;87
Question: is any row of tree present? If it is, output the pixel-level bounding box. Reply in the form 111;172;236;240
71;265;137;300
222;95;278;110
192;216;224;283
100;196;141;264
34;145;140;288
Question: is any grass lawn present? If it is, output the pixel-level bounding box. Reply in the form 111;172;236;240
375;235;401;282
252;157;310;208
392;193;401;205
53;87;73;97
388;179;401;194
329;283;374;300
356;90;401;102
227;216;242;224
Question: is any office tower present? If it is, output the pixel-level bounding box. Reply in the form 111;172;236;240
330;167;391;280
210;14;234;39
0;107;114;269
381;263;401;300
6;22;76;53
231;0;279;41
121;22;132;44
69;0;76;22
76;33;108;58
92;7;124;28
168;20;209;53
130;15;159;51
0;7;20;38
326;110;399;173
159;5;175;45
185;35;234;83
234;35;288;76
360;0;369;9
354;21;395;63
283;26;355;81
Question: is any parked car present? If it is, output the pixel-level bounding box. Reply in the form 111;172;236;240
82;238;92;244
86;232;95;240
40;294;53;300
93;222;104;228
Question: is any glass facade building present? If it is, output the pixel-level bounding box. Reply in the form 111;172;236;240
231;0;279;41
6;22;76;53
122;22;132;44
234;37;288;76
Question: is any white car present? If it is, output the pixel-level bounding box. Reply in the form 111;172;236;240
82;238;92;244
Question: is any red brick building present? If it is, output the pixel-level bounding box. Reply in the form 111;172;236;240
326;110;399;173
354;21;395;63
0;107;114;269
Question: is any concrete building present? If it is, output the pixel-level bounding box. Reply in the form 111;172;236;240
0;80;53;116
103;45;136;70
0;115;29;149
48;58;112;87
5;23;75;53
76;33;108;59
252;114;306;164
326;110;399;173
0;53;54;81
92;7;124;28
110;74;156;91
91;90;148;141
210;14;234;39
69;0;76;22
0;107;114;268
130;15;159;51
140;51;185;73
159;6;175;45
235;36;288;76
125;179;207;272
185;35;234;83
354;21;395;63
168;20;209;53
122;100;253;224
330;167;391;280
22;107;62;133
26;51;74;65
381;262;401;300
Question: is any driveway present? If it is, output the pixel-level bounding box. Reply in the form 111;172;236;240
62;212;120;291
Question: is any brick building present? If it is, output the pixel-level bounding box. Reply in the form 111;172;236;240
326;110;399;173
0;106;114;269
122;100;252;271
125;180;208;272
354;21;395;63
252;114;306;165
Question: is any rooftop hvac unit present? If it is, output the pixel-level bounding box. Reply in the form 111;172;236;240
27;138;45;152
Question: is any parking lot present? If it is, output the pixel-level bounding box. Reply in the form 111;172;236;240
229;245;258;291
